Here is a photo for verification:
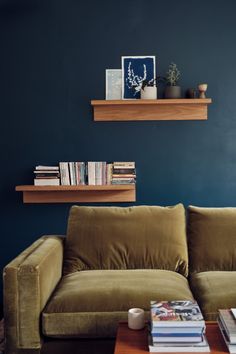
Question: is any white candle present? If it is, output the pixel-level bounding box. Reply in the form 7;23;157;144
128;308;145;330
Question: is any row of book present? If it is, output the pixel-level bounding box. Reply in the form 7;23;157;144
149;300;209;352
33;162;136;186
218;308;236;353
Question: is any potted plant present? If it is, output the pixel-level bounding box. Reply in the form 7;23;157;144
164;62;181;99
140;76;164;99
140;78;157;99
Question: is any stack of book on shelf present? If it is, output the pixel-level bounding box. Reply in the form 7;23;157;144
34;166;60;186
218;308;236;353
112;162;136;185
149;300;209;352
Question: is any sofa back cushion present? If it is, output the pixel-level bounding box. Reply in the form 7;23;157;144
63;204;188;277
188;205;236;273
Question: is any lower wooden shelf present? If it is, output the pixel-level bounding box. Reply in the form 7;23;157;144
15;185;136;203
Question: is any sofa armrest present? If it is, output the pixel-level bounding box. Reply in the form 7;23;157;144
3;235;65;353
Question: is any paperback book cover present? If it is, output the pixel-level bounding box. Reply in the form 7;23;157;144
151;301;204;327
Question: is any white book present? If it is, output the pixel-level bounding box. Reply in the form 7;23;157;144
35;166;59;171
152;335;203;343
113;161;135;169
59;162;70;185
34;179;60;186
87;162;96;185
95;162;106;185
148;334;210;352
34;170;59;174
95;162;101;185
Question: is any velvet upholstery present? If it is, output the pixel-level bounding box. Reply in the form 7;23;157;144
42;269;193;338
4;204;236;353
190;271;236;320
63;204;188;277
3;236;64;354
188;206;236;273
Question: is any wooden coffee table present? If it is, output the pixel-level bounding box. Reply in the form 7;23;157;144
114;322;228;354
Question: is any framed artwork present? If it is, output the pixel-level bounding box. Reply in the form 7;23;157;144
106;69;122;100
122;56;156;99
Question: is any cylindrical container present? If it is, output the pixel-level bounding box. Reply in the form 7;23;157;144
141;86;157;99
164;85;181;99
128;308;145;330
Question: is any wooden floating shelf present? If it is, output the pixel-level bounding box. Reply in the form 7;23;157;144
91;98;212;121
15;185;136;204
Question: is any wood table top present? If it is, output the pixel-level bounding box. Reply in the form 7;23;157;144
114;322;228;354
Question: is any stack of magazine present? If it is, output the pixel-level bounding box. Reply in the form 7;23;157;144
218;309;236;353
149;300;210;352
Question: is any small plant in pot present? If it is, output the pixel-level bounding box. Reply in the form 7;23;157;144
140;76;164;99
164;62;181;99
140;78;157;99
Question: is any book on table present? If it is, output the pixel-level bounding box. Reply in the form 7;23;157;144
219;309;236;343
151;300;205;327
148;334;210;352
218;309;236;353
151;332;203;343
151;326;204;335
231;309;236;320
149;300;208;353
218;316;236;353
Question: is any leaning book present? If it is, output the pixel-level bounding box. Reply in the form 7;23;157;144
218;318;236;353
151;301;205;327
219;309;236;343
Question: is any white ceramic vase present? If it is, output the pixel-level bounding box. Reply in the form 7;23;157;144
140;86;157;99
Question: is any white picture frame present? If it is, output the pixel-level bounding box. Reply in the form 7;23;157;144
106;69;122;100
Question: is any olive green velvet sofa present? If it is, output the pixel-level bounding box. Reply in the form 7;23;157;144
3;204;236;353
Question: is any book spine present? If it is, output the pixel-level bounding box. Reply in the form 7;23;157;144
106;163;113;185
60;162;70;185
102;162;107;185
88;162;95;185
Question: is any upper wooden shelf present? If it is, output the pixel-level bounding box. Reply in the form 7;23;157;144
15;185;136;204
91;98;212;121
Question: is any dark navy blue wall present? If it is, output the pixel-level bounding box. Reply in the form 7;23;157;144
1;0;236;307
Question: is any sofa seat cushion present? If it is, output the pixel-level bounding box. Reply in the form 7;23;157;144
42;269;193;338
190;271;236;320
